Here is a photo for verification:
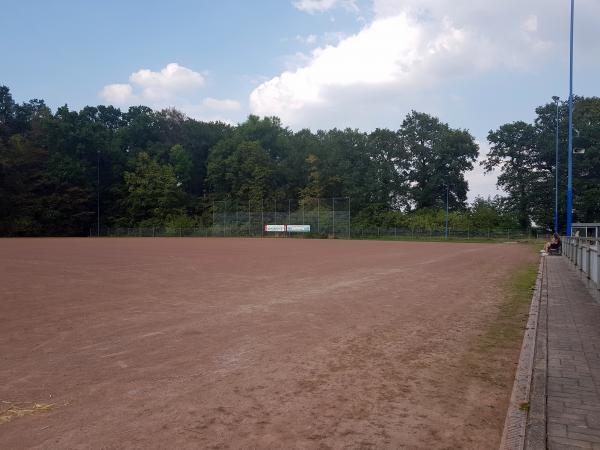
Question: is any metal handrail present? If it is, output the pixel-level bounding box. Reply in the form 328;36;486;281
563;236;600;290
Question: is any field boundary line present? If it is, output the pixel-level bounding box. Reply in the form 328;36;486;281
500;256;545;450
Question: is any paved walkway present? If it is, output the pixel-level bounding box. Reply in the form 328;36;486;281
545;256;600;449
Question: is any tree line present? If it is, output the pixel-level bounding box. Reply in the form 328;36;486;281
0;85;598;236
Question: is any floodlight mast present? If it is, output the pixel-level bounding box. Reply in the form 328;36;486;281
566;0;574;236
553;96;560;233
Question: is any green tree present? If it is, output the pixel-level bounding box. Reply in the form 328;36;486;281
484;121;543;229
169;144;193;190
123;152;185;225
367;128;410;209
400;111;478;210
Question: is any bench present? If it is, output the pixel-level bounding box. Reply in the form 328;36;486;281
548;244;562;256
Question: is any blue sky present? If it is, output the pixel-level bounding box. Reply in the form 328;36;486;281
2;0;599;200
2;1;363;112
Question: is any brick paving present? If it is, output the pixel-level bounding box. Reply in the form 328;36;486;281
546;256;600;450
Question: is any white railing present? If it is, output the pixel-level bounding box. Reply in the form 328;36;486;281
563;236;600;289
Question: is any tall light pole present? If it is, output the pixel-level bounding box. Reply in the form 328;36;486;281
552;96;560;233
566;0;574;236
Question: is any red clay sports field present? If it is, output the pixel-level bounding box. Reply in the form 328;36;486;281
0;238;536;449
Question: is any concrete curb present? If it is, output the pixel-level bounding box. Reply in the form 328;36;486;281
524;258;548;450
500;257;546;450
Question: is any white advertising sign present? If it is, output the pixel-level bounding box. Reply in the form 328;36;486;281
287;224;311;233
264;224;286;232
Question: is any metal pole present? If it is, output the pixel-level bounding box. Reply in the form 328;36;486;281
288;199;291;225
97;150;100;236
553;96;560;233
348;197;351;239
445;185;449;240
596;240;600;290
317;198;320;233
261;198;264;237
332;197;335;239
566;0;574;236
212;201;215;231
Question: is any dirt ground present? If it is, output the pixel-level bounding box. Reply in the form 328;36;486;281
0;238;536;449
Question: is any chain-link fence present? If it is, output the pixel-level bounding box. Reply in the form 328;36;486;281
93;226;540;241
207;197;351;238
91;197;542;241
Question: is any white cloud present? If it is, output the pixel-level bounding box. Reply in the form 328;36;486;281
296;34;318;45
100;63;206;106
293;0;359;14
465;141;502;203
252;0;600;132
250;13;489;127
100;83;136;105
201;97;242;111
524;14;538;33
99;63;244;123
128;63;205;101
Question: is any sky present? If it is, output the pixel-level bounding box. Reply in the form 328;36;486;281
2;0;599;201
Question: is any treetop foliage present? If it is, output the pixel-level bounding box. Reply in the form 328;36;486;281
1;84;598;235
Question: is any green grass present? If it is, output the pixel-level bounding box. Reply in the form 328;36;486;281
346;235;544;244
477;259;539;353
459;249;539;388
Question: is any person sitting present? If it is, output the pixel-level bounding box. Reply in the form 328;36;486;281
542;233;561;255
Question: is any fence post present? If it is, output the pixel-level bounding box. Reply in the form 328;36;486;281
587;245;591;279
317;198;320;233
152;227;155;238
596;241;600;290
570;238;573;261
347;197;351;240
332;198;335;239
